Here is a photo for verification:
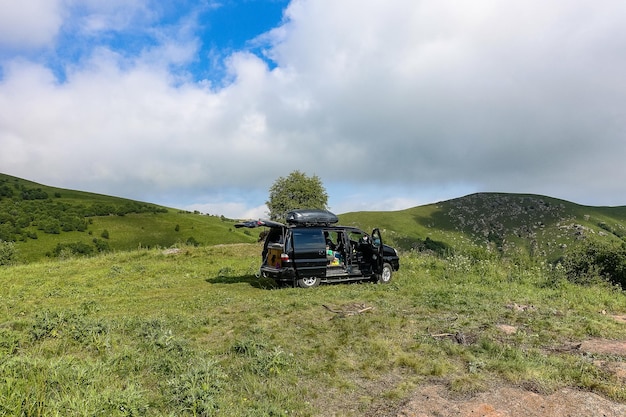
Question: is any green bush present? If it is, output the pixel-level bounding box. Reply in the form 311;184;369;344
0;241;16;265
92;238;110;253
0;224;16;242
21;187;48;200
186;236;199;247
37;217;61;234
52;242;95;258
560;240;626;288
0;184;14;198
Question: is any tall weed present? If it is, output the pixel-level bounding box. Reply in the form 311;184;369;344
166;358;226;416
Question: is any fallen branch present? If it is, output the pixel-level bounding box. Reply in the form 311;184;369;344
548;343;582;353
430;333;456;338
322;304;373;318
430;332;467;344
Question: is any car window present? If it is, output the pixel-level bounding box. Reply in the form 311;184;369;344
266;228;284;244
348;230;363;242
324;230;343;248
372;229;382;247
292;228;325;250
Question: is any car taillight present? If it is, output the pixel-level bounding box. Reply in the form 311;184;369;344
281;253;290;263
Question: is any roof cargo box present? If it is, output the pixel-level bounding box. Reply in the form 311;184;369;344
285;209;339;226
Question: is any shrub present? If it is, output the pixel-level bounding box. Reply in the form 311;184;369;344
0;241;16;265
560;240;626;288
0;224;15;242
52;242;95;258
421;237;450;256
21;188;48;200
0;185;14;198
60;215;88;232
38;218;61;234
92;238;110;253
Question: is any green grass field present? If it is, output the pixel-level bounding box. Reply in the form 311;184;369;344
1;244;625;416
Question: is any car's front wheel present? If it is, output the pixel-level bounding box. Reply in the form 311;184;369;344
297;276;321;288
374;263;393;284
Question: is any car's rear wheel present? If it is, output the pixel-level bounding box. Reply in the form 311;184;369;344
374;263;393;284
297;276;321;288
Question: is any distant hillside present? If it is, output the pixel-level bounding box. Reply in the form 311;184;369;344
0;173;257;262
340;193;626;261
4;172;626;264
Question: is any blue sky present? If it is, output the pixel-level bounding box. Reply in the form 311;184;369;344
2;0;626;219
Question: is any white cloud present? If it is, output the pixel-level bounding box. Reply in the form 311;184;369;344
2;0;626;218
184;202;268;220
0;0;64;48
73;0;156;34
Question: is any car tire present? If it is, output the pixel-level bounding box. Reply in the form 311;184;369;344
374;263;393;284
297;276;321;288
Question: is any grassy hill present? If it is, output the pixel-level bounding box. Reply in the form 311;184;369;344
340;193;626;262
0;173;257;262
3;172;626;265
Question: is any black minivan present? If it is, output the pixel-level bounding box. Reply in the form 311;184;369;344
236;209;400;288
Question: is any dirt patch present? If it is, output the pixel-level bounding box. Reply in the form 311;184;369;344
609;314;626;325
581;336;626;384
495;324;517;335
353;311;626;417
390;327;626;417
594;360;626;382
580;338;626;356
394;384;626;417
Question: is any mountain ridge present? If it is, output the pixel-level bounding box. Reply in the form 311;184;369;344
3;173;626;263
340;192;626;261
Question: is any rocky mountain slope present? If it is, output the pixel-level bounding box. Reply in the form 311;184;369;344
343;192;626;261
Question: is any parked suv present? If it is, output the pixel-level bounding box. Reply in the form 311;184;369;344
236;209;400;288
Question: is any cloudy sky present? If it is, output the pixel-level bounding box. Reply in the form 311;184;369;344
1;0;625;219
